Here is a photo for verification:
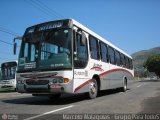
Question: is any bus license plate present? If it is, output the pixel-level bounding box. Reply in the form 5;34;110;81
50;84;61;89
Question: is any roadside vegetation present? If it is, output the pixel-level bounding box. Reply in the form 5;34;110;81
0;88;15;93
132;47;160;79
144;54;160;78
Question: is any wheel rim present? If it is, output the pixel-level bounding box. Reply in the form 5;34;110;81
124;81;127;91
90;81;97;95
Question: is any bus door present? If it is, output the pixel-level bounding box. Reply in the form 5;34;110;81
73;28;89;93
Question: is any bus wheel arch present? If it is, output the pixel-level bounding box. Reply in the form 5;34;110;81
88;74;100;99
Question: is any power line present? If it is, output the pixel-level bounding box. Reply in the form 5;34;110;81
30;0;64;19
36;0;64;18
0;39;13;46
31;0;60;19
24;0;54;19
0;39;20;47
0;26;20;36
0;29;18;36
24;0;65;19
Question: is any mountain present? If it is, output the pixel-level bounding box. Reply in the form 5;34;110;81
131;47;160;77
131;47;160;68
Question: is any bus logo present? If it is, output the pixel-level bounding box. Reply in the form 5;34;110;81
91;63;104;71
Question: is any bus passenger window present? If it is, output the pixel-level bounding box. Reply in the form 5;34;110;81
108;46;115;65
115;50;121;66
89;36;100;60
100;42;108;63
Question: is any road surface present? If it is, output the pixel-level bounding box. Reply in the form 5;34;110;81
0;79;160;120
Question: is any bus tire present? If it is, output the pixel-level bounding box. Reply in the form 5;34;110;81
48;93;61;100
120;78;127;92
88;78;98;99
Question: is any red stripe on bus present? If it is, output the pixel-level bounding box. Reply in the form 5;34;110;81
74;79;92;93
99;68;133;77
74;68;133;93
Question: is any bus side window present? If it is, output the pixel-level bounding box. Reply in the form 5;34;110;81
108;46;115;65
115;50;121;66
130;59;133;70
89;36;100;60
100;42;108;63
124;56;126;67
74;32;88;68
120;54;124;67
127;58;130;69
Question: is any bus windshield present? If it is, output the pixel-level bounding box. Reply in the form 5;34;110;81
1;62;17;80
18;28;72;72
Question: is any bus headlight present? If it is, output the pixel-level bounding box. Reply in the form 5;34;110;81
17;80;23;84
52;78;69;83
52;79;57;83
58;78;64;83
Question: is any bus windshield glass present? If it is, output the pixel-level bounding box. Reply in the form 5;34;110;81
1;62;17;80
18;28;72;71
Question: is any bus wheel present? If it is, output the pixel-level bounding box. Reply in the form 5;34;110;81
121;78;127;92
88;78;98;99
49;93;61;100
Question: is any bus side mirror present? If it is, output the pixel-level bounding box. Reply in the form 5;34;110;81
13;41;17;55
13;36;22;55
81;32;86;46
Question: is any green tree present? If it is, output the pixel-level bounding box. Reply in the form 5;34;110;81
144;54;160;77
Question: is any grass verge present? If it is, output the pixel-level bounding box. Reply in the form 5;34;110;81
0;88;15;93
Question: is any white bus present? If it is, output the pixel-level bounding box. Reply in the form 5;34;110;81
0;61;17;90
14;19;134;99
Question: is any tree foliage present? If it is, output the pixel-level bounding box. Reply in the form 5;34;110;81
144;54;160;77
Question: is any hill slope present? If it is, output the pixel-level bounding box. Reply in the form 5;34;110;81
131;47;160;76
132;47;160;68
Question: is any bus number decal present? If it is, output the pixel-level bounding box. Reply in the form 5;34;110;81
74;70;88;77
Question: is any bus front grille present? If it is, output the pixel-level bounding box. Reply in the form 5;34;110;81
26;88;49;93
26;80;49;85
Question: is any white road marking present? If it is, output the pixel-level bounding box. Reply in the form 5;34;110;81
137;83;147;88
137;85;142;88
24;105;74;120
119;92;123;94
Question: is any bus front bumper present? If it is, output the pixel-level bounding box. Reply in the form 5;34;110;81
0;80;16;89
16;84;64;94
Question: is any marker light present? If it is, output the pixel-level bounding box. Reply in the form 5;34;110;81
64;78;69;83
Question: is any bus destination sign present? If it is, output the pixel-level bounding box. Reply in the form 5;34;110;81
26;21;65;34
38;21;63;31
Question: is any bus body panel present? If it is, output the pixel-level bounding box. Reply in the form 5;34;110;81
0;79;16;89
73;69;134;94
73;59;134;93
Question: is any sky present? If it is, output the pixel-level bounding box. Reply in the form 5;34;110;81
0;0;160;63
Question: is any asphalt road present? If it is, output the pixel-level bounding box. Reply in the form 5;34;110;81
0;79;160;120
